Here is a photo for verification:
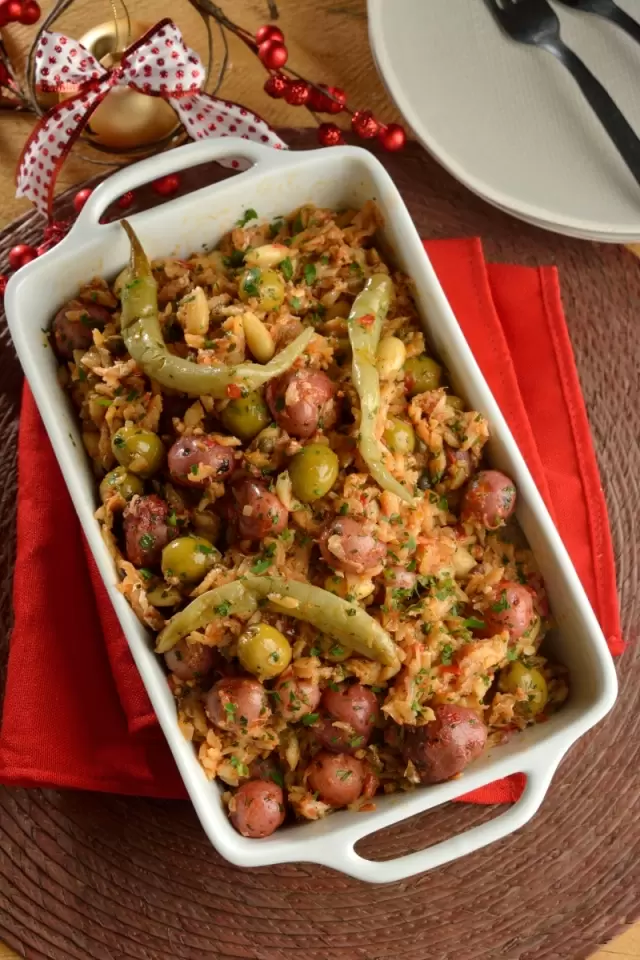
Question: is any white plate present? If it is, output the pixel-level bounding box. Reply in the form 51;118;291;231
4;139;617;882
369;0;640;241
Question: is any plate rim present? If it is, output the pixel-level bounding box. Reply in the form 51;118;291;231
367;0;640;242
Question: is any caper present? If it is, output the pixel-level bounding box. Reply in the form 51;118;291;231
289;443;339;503
161;536;219;585
404;355;442;396
384;417;416;455
238;267;285;311
220;390;270;442
99;466;144;503
237;622;292;679
111;425;165;478
499;661;548;716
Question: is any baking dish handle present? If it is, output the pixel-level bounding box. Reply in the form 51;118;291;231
309;753;565;883
71;138;291;239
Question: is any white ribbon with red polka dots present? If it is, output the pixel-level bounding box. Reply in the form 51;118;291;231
16;18;287;218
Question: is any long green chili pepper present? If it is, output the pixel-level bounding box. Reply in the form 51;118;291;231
348;274;414;504
155;575;400;669
155;581;258;654
119;221;314;398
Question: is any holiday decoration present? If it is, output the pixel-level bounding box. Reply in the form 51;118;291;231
65;19;179;150
9;244;38;270
117;191;135;209
317;123;344;147
379;123;407;152
72;187;92;213
152;174;181;197
16;19;286;217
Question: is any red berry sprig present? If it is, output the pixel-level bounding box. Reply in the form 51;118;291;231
0;0;41;28
253;22;405;151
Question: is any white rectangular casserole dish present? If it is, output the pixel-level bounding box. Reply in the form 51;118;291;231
5;138;618;883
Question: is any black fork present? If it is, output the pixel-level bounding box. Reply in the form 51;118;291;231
485;0;640;188
555;0;640;45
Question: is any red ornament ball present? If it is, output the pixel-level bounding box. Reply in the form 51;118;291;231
379;123;406;152
284;80;310;107
309;85;347;115
0;275;8;299
9;243;38;270
264;72;288;99
18;0;40;24
152;173;181;197
352;110;380;139
258;39;288;70
317;123;344;147
3;0;24;23
117;191;135;209
255;24;284;45
73;187;92;214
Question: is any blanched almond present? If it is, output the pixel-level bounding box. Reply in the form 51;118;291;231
243;311;275;363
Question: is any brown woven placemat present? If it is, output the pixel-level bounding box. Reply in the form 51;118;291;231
0;131;638;960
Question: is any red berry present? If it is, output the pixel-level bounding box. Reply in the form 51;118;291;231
317;123;344;147
255;24;284;45
73;187;92;214
18;0;40;24
351;110;379;139
36;242;51;257
152;174;180;197
4;0;24;22
284;80;310;107
258;40;288;70
117;191;135;209
378;123;406;152
0;274;8;298
8;243;38;270
309;85;346;115
264;72;288;99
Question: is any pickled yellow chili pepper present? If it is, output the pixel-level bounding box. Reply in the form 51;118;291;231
348;274;413;504
155;575;400;669
119;221;313;398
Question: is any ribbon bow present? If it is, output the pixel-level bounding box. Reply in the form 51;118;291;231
16;18;286;218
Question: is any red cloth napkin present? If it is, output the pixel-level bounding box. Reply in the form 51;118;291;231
0;237;623;804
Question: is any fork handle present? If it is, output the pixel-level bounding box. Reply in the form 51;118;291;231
543;40;640;187
610;6;640;45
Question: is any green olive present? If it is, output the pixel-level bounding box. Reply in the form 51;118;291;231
289;443;339;503
383;417;416;455
238;267;285;311
111;425;165;478
445;395;465;412
99;466;144;503
219;390;270;442
499;661;548;716
404;355;443;396
237;622;292;679
146;583;183;607
161;536;219;585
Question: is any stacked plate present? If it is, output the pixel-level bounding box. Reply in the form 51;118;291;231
368;0;640;242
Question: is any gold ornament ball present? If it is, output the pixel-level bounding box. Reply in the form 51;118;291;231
62;19;178;150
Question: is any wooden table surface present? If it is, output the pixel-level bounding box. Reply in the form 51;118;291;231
0;2;637;958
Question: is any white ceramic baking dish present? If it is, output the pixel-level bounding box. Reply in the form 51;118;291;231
5;138;618;883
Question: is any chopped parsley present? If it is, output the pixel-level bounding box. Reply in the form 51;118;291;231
507;647;519;661
301;713;319;726
196;543;215;555
236;208;258;227
138;568;153;580
463;617;485;630
138;533;155;550
309;646;321;657
336;769;353;782
491;590;510;613
291;213;304;235
214;601;231;616
304;263;316;286
269;219;284;238
440;643;454;665
224;702;237;716
242;267;261;298
223;249;245;269
280;257;293;281
230;755;249;776
290;295;302;311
